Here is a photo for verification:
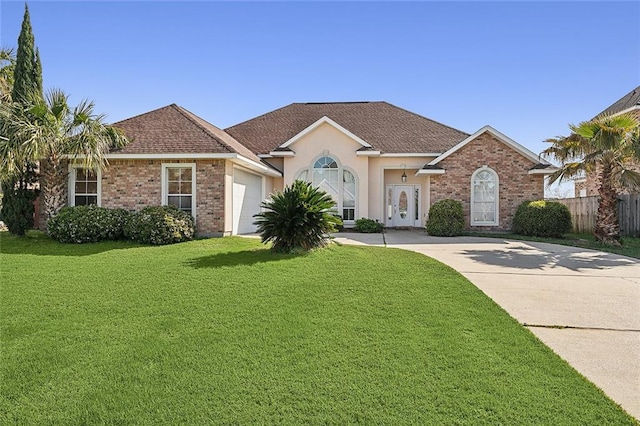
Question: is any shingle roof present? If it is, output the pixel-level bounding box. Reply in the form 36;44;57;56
595;85;640;118
111;104;262;162
225;102;470;155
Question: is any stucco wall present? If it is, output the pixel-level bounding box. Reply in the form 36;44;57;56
367;157;434;226
429;132;544;231
282;123;370;219
100;159;226;236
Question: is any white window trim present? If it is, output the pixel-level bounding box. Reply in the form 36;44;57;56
300;154;359;225
68;164;101;207
470;166;499;226
161;163;197;220
341;166;358;224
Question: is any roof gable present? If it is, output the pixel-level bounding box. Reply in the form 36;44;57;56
112;104;261;163
428;125;549;166
280;116;372;149
225;101;470;155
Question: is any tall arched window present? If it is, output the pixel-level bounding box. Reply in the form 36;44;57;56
296;155;357;222
471;167;498;226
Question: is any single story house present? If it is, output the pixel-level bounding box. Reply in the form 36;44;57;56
64;101;555;236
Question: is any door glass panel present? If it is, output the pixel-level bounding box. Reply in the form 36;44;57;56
415;187;419;221
399;191;408;219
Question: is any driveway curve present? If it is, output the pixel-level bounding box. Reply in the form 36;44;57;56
334;230;640;420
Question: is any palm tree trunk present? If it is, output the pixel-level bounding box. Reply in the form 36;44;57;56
594;164;621;246
40;155;68;223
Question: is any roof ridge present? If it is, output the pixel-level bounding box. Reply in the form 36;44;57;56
112;103;178;126
299;101;382;105
381;101;471;137
225;102;298;131
171;104;234;154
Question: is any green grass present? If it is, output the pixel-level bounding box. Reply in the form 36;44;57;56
468;232;640;259
1;232;635;424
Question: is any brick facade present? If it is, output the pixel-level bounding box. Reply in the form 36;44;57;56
41;159;227;235
429;132;544;231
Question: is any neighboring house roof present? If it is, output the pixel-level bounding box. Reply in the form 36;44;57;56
111;104;262;163
225;101;470;155
594;85;640;118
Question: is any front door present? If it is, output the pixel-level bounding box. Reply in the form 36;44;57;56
392;185;414;227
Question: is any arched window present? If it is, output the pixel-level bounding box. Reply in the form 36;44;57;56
296;156;357;222
471;167;498;226
312;156;339;202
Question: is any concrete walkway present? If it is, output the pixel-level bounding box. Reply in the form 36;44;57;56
333;230;640;420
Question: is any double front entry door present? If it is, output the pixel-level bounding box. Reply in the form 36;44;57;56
386;185;421;227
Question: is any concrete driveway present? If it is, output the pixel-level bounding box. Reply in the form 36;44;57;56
333;230;640;420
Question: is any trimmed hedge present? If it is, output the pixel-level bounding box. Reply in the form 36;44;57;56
513;200;572;238
47;205;129;243
124;205;194;245
426;199;465;237
354;218;384;233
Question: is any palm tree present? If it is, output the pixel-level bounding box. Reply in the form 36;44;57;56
254;180;343;253
0;89;128;221
543;112;640;245
0;47;16;103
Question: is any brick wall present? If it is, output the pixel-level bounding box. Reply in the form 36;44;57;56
429;132;544;231
101;159;226;236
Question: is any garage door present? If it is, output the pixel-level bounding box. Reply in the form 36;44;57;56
232;168;263;235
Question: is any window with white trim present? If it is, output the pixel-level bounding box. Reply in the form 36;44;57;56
162;164;196;218
69;166;100;206
296;155;357;222
471;167;498;226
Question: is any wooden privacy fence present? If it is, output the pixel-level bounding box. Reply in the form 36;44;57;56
556;194;640;237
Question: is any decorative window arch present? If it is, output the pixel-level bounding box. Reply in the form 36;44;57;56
471;166;499;226
296;155;357;222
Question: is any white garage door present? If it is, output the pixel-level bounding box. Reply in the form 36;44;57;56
232;168;263;235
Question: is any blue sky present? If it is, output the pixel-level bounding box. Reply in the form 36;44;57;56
1;1;639;194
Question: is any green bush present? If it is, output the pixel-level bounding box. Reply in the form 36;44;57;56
253;180;343;253
354;218;384;233
513;200;572;238
47;205;129;243
426;199;465;237
124;205;195;245
0;164;39;236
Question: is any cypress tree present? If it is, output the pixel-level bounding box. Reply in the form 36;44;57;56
11;4;41;103
1;3;41;235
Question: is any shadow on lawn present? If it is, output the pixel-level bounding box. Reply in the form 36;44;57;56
0;231;142;257
186;248;301;269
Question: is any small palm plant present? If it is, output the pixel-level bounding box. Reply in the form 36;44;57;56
254;180;343;253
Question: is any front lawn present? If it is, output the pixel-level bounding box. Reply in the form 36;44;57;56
0;232;634;424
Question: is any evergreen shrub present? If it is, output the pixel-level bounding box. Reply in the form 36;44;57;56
47;205;129;243
354;218;384;233
124;205;194;245
426;199;465;237
513;200;572;238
